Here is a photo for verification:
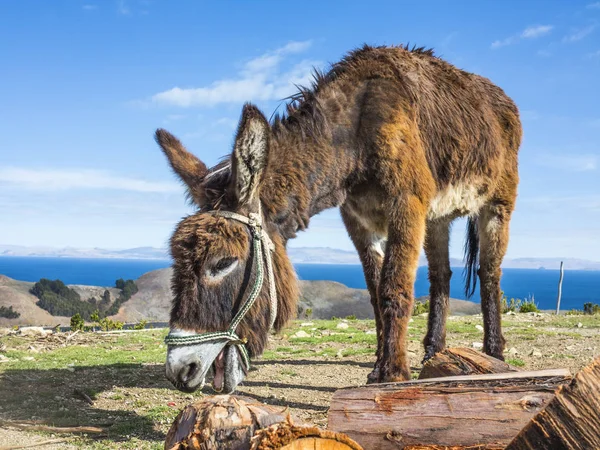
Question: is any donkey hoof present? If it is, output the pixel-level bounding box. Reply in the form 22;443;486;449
366;367;380;384
422;346;439;364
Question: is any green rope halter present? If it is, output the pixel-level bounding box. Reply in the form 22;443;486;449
163;206;277;372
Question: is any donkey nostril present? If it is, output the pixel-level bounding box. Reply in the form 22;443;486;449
181;362;199;384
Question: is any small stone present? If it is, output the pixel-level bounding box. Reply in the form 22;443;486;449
365;330;377;335
19;327;52;337
300;322;314;327
472;342;483;349
66;367;75;372
0;354;10;363
292;330;310;338
505;311;516;316
409;318;414;323
28;345;40;353
475;325;484;332
530;348;542;357
508;347;518;356
21;356;35;361
336;322;349;330
577;322;583;328
419;313;429;318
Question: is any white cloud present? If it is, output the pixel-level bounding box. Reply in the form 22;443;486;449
0;167;180;193
588;50;600;58
82;4;97;10
117;0;130;15
150;41;318;107
563;25;596;43
538;154;597;172
491;25;553;49
587;2;600;8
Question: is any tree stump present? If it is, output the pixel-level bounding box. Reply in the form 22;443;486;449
419;347;520;380
328;369;571;450
164;395;362;450
506;356;600;450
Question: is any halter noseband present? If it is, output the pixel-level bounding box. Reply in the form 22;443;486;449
163;205;278;372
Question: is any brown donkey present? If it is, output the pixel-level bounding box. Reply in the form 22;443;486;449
156;45;521;393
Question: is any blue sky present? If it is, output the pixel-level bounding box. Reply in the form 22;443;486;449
1;0;599;260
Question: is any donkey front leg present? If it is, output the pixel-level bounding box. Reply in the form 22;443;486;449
422;218;452;362
378;196;427;382
479;202;514;360
340;205;385;384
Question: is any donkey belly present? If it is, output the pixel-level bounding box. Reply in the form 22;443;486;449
427;182;488;220
343;192;388;255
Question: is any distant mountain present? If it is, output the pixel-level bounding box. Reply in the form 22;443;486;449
1;244;599;271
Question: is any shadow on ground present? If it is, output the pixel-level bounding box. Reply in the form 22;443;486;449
0;364;169;443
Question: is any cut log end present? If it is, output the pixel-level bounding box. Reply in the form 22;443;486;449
419;347;520;380
165;395;362;450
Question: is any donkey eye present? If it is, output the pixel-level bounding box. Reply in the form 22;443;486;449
209;257;238;277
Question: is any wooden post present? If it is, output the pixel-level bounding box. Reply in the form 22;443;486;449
328;369;571;450
556;261;564;315
165;395;362;450
507;356;600;450
419;347;520;380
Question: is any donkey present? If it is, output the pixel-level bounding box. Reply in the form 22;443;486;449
156;44;521;394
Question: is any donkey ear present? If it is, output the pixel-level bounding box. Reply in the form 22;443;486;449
231;104;270;205
155;129;208;205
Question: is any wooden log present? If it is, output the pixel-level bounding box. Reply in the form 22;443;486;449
419;347;520;380
506;357;600;450
165;395;362;450
328;369;571;450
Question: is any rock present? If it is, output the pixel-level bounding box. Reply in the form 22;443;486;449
472;342;483;349
577;322;583;328
19;327;52;337
409;318;414;323
365;330;377;335
508;347;519;356
530;348;542;357
419;313;429;318
505;311;516;315
0;328;15;337
475;325;484;332
292;330;310;338
21;356;35;361
336;322;349;330
0;354;10;363
300;322;314;327
27;345;40;353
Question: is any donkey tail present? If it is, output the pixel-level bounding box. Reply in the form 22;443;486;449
463;216;479;298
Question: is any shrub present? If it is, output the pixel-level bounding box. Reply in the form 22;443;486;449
345;315;357;320
501;296;522;313
70;313;85;331
519;299;539;313
413;299;430;315
133;320;148;330
304;308;313;319
583;302;600;315
0;305;20;319
31;279;97;319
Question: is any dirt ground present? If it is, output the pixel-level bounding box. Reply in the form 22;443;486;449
0;313;599;449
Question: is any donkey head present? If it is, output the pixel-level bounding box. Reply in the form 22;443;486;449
156;104;297;394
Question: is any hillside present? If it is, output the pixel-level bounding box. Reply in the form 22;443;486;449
0;268;480;326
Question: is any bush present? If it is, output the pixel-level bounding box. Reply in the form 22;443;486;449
304;308;313;319
584;302;600;315
413;299;430;315
345;315;357;320
31;279;97;319
519;299;539;313
501;296;522;313
0;305;20;319
133;320;148;330
70;313;85;331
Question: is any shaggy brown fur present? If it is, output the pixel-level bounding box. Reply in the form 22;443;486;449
156;44;521;383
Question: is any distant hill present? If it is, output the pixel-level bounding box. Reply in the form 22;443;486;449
0;268;480;326
2;244;599;271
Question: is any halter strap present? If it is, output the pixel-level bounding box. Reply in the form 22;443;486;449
163;205;278;371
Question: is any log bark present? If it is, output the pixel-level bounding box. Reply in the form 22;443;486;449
419;347;520;379
328;369;571;450
165;395;362;450
506;357;600;450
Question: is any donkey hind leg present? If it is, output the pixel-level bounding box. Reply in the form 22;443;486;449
478;202;514;360
379;195;427;382
340;205;385;384
422;218;452;363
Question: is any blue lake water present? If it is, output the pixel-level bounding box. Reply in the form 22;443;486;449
1;256;599;311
